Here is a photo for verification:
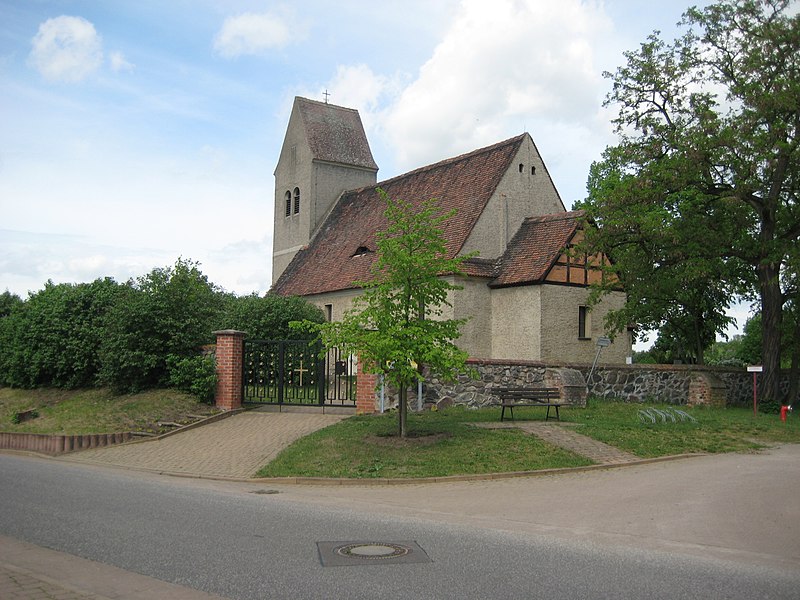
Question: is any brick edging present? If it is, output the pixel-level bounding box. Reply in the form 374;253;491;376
0;410;243;455
0;431;134;455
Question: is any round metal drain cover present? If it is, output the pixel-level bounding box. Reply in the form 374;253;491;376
336;543;410;560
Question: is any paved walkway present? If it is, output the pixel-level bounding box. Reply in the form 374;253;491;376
0;535;224;600
60;411;346;478
478;421;639;464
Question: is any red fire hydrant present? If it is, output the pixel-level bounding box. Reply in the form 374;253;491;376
780;405;792;422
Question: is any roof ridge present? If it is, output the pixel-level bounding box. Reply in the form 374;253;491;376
374;133;527;188
524;209;585;223
296;96;361;115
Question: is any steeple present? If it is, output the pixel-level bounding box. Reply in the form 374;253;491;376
271;97;378;284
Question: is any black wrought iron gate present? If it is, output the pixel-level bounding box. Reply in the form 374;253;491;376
242;340;356;406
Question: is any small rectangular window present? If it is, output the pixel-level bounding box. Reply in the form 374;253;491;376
578;306;589;339
325;304;333;322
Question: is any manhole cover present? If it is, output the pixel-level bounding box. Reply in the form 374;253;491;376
317;541;431;567
337;543;409;559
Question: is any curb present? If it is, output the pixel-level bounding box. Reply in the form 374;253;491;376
49;451;705;486
245;453;705;485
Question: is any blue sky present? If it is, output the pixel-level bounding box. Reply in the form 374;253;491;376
2;0;747;341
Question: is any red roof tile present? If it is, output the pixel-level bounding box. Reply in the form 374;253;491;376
272;135;527;297
489;211;584;288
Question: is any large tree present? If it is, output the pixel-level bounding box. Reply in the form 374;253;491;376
294;189;473;437
581;0;799;400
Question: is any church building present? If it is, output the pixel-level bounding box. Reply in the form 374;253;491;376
271;97;631;364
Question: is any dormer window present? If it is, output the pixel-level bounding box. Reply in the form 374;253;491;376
293;187;300;214
352;246;372;257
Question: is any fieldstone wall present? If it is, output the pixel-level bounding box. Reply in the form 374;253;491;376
422;359;797;409
423;360;587;409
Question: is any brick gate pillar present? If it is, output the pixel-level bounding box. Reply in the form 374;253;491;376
356;357;379;414
214;329;246;411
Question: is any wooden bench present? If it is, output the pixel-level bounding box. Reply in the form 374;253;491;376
495;387;562;422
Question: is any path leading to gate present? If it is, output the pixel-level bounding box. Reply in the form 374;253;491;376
60;411;347;479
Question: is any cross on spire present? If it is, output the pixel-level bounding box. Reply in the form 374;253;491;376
323;89;330;104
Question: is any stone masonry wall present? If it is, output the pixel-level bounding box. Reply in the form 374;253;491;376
422;359;797;409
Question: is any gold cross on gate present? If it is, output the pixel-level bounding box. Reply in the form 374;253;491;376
294;361;309;387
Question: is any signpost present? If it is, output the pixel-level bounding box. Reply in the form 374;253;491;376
747;365;762;417
587;336;612;388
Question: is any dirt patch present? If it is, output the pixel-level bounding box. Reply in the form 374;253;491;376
366;431;453;448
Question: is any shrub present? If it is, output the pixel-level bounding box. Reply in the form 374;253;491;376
0;279;122;388
166;354;217;403
222;293;324;340
99;259;226;393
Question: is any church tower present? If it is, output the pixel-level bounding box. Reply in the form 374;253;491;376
272;97;379;284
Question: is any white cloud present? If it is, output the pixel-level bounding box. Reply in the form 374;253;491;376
213;12;297;58
28;16;103;83
380;0;613;173
109;51;135;73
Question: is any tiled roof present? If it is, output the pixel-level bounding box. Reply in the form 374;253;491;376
296;98;378;170
272;134;527;297
489;211;584;288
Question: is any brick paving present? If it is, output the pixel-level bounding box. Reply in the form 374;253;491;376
60;411;346;478
478;421;639;465
1;534;226;600
0;564;105;600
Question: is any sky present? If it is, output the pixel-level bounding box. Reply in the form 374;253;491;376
0;0;750;342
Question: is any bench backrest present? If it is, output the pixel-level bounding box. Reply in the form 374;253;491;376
494;387;560;401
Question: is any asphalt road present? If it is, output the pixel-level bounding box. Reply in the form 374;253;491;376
1;450;798;599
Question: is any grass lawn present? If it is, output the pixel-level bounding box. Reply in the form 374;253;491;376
257;408;592;478
256;400;800;479
566;400;800;457
0;387;218;435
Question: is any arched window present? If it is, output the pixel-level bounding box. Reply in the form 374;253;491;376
293;187;300;214
284;191;291;217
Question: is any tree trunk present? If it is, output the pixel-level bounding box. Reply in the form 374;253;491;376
398;384;408;438
759;262;784;403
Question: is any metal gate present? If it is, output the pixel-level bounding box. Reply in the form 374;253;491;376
242;340;356;406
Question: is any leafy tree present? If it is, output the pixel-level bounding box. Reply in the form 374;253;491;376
580;0;800;400
705;336;748;367
294;190;473;437
578;185;738;363
0;291;25;386
0;290;22;318
223;293;324;340
0;279;123;388
99;259;226;393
